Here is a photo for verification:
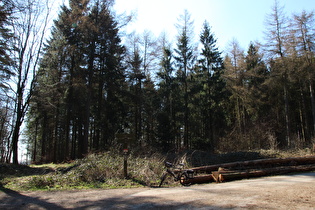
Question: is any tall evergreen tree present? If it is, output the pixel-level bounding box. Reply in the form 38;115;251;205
245;43;269;119
174;9;196;148
157;42;176;151
195;20;226;150
92;1;126;150
30;27;68;162
127;47;144;145
244;43;270;148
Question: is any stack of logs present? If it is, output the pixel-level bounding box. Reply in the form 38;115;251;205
183;156;315;185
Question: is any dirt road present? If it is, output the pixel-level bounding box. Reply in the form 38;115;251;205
1;172;314;209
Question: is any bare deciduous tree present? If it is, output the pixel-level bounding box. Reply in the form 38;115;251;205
9;0;52;164
264;0;291;147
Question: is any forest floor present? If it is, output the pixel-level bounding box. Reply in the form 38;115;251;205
0;172;314;209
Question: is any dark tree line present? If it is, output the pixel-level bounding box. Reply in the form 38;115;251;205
1;0;315;163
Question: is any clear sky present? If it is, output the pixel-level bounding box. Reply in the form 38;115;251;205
114;0;314;52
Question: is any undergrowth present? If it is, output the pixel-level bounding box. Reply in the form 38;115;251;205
1;151;167;191
1;148;313;191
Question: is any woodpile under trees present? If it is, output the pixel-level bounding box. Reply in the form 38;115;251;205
182;156;315;185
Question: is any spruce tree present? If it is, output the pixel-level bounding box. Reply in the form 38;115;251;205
174;10;196;148
197;21;226;150
157;45;176;151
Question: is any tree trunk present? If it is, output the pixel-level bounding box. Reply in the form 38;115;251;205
283;80;291;148
184;78;189;148
309;79;315;135
40;114;47;163
12;89;24;164
32;119;38;163
11;123;21;164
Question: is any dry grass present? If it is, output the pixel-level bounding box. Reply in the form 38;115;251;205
1;148;313;191
1;151;166;191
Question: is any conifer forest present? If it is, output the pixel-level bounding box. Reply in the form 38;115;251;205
1;0;315;164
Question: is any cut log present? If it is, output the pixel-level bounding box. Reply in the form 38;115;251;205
183;163;315;185
181;174;214;185
212;167;230;183
177;156;315;185
215;164;315;182
190;156;315;173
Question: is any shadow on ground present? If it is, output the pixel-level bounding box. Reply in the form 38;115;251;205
0;184;65;209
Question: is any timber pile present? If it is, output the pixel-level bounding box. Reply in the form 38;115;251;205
185;155;315;184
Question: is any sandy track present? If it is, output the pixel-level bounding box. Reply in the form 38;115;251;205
1;172;314;209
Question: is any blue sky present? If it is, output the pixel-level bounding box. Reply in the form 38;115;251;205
114;0;314;52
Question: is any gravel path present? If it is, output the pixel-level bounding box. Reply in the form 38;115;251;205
1;172;314;209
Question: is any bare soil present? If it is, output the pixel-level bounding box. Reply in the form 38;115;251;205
0;172;314;209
